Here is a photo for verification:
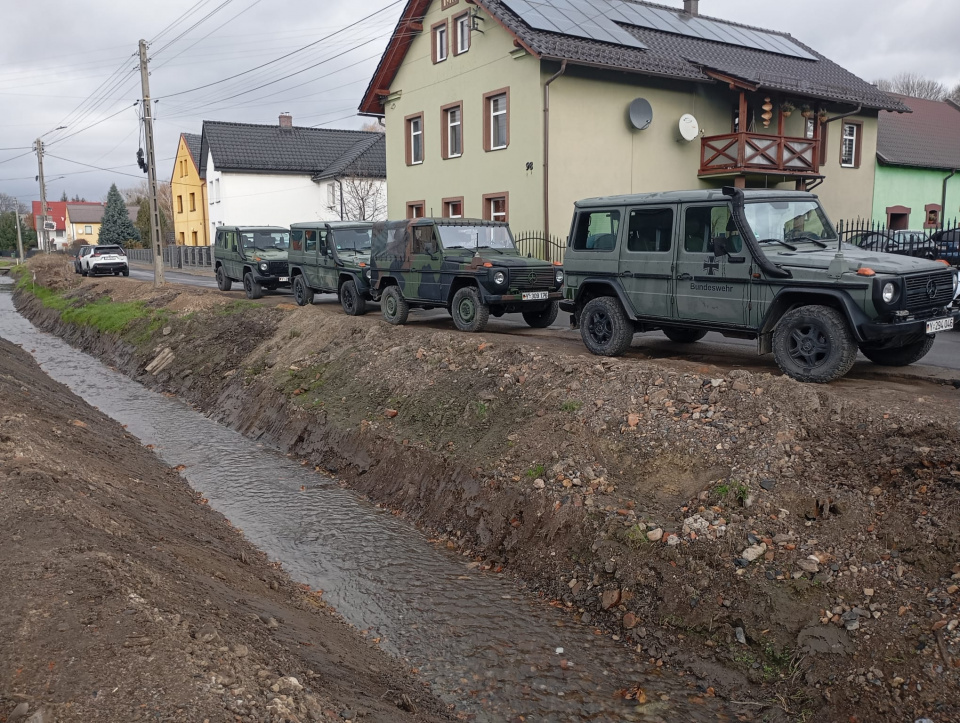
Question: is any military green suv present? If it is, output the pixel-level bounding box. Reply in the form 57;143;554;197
288;221;373;315
213;226;290;299
368;218;563;332
561;188;959;383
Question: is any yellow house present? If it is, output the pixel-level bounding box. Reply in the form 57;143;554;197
171;132;208;246
66;202;106;245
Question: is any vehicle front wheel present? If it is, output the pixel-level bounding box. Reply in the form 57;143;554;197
340;279;367;316
243;272;263;300
451;286;490;332
381;285;409;325
662;327;708;344
81;267;88;277
521;301;559;328
292;275;314;306
216;265;232;292
579;296;634;356
772;305;857;383
859;335;935;366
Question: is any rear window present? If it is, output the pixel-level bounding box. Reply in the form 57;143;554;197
572;210;620;251
94;246;124;255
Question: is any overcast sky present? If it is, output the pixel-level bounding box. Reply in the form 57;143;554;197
1;0;958;204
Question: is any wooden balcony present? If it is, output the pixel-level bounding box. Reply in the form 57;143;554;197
699;132;821;179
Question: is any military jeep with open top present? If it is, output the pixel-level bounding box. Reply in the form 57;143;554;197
214;226;291;299
368;218;563;332
560;187;959;383
288;221;374;315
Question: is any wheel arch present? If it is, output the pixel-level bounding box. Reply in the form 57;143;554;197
446;275;480;307
572;279;634;320
759;288;869;353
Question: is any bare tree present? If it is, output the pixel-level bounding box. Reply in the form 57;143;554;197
360;121;385;134
0;193;29;215
949;83;960;104
338;177;386;221
875;72;947;100
120;179;173;232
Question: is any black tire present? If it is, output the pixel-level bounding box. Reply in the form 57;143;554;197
73;264;80;275
216;265;232;292
859;335;935;367
451;286;490;332
662;327;708;344
521;301;559;328
243;272;263;300
81;267;88;277
292;275;314;306
340;279;367;316
579;296;634;356
122;268;129;277
381;285;409;325
772;305;857;383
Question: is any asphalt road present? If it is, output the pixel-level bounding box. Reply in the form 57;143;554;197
128;263;960;376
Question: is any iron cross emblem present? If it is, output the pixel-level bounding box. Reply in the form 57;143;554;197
703;256;720;276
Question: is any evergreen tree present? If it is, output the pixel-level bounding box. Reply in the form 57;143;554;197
60;190;69;202
135;198;151;247
98;184;140;246
0;212;37;252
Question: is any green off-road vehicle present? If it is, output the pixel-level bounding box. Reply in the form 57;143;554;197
214;226;291;299
288;221;374;315
560;187;959;383
368;218;564;332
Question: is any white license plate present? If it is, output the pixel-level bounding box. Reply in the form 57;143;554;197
926;317;954;333
278;276;289;282
522;291;549;301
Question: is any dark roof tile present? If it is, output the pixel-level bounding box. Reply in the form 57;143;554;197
877;95;960;170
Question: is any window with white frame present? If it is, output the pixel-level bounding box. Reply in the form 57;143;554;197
214;178;221;203
327;182;337;208
84;225;92;234
409;116;423;164
447;106;462;158
841;122;859;168
489;93;507;150
435;24;447;62
485;195;507;222
455;14;470;54
444;199;463;218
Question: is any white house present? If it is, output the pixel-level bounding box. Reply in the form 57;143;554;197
199;114;387;240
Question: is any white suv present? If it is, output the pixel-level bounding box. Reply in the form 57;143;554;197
81;245;129;277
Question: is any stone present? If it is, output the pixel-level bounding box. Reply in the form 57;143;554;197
627;413;640;428
741;543;767;562
162;326;172;336
869;487;882;497
797;559;820;574
601;589;621;610
623;612;638;629
8;703;29;723
863;588;875;597
384;409;398;418
760;479;776;491
24;710;53;723
533;478;545;489
646;528;663;543
665;534;681;547
194;623;220;643
734;627;747;645
581;612;592;624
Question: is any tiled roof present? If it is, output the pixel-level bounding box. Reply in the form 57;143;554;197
66;203;105;224
183;133;202;167
198;121;387;179
31;200;67;231
360;0;908;114
877;95;960;170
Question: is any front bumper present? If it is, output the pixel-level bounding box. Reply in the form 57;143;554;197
89;262;128;274
484;290;562;303
253;273;290;287
860;310;959;341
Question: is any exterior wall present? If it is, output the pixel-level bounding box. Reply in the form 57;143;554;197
383;0;544;231
814;114;879;223
171;137;209;246
872;164;960;228
68;222;101;245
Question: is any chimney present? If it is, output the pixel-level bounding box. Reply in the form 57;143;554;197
279;113;293;129
683;0;698;15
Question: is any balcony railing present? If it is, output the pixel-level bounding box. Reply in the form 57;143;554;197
699;132;820;177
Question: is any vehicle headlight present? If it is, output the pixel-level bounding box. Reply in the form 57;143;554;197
493;270;506;286
259;262;268;272
882;282;896;303
555;269;564;285
364;268;372;279
953;272;959;293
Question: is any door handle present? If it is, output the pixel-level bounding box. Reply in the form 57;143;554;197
677;273;692;281
620;270;634;277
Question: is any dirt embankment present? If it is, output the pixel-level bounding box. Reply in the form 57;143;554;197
0;334;450;722
13;256;960;723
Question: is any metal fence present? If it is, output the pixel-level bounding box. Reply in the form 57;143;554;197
835;218;960;266
127;245;215;270
515;231;567;262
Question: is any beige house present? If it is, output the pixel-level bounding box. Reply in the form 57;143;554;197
360;0;906;252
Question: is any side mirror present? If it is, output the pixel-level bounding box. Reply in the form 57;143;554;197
712;236;746;264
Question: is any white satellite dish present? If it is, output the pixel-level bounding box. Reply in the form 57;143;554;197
677;113;700;142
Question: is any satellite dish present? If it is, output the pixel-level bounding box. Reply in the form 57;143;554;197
678;113;700;142
628;98;653;130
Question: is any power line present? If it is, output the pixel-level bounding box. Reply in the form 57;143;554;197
152;0;267;71
153;0;238;57
48;102;140;147
150;0;217;45
0;150;35;166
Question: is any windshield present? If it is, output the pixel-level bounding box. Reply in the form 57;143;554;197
241;230;289;251
744;201;837;245
437;225;515;250
333;228;372;252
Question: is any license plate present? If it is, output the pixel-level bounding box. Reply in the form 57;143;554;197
926;317;954;333
278;276;289;282
522;291;549;301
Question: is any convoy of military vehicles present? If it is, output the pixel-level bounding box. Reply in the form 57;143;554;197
203;187;957;383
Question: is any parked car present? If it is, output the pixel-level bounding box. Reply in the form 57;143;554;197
288;221;374;314
367;218;563;332
213;226;290;299
843;229;938;259
73;245;95;274
928;228;960;266
560;187;958;383
80;245;129;277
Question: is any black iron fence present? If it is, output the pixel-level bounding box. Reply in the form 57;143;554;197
835;218;960;266
515;230;567;262
128;245;215;270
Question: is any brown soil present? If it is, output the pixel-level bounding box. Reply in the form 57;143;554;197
13;255;960;723
0;334;450;723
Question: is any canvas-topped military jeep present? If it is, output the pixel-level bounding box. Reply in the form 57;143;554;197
288;221;374;315
367;218;563;332
214;226;290;299
561;187;959;383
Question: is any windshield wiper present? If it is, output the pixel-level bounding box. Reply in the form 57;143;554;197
444;244;466;249
759;238;798;251
477;245;504;254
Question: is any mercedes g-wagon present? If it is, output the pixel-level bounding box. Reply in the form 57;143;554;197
288;221;374;315
214;226;290;299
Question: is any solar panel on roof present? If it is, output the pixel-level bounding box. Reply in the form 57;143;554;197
501;0;817;61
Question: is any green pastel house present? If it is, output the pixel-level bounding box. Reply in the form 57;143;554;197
873;95;960;230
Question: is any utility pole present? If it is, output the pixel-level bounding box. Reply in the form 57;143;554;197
35;138;48;253
138;39;165;287
14;203;25;264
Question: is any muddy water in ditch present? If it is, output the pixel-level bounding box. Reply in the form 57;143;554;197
0;283;729;722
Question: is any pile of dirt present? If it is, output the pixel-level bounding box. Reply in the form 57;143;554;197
0;335;450;723
14;257;960;722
